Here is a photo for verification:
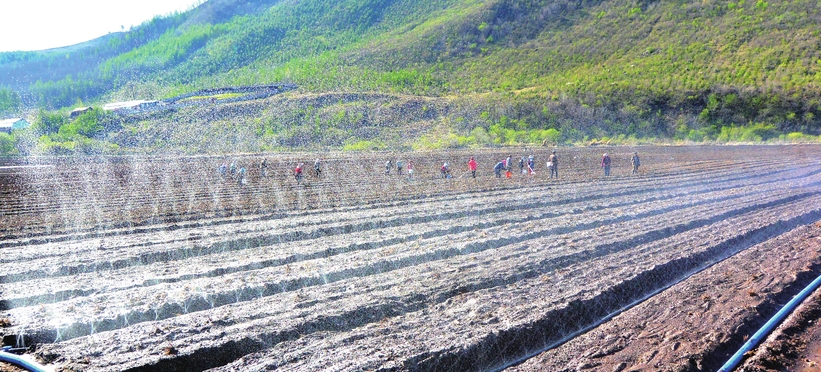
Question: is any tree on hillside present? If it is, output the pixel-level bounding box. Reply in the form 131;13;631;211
0;87;20;114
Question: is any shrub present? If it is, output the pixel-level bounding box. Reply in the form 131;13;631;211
59;108;105;138
343;139;385;151
0;132;17;155
717;123;780;143
781;132;821;143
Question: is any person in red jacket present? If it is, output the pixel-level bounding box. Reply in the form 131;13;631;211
468;156;478;178
440;162;451;178
294;163;304;184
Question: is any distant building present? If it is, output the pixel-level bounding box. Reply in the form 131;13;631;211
102;100;158;113
0;118;30;133
70;106;93;118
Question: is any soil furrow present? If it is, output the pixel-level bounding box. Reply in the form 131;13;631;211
3;174;806;314
3;145;820;372
18;193;821;370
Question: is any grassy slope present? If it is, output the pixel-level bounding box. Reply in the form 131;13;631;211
133;0;821;135
347;0;821;129
3;0;821;153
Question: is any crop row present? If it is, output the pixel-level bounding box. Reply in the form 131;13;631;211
0;147;778;238
29;188;821;371
2;146;820;370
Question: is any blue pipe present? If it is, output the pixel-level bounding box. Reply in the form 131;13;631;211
0;347;50;372
718;274;821;372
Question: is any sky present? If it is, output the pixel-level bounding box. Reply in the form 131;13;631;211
0;0;204;52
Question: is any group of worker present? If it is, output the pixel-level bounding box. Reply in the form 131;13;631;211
493;154;539;178
601;152;641;176
292;159;322;184
218;161;248;185
387;150;639;181
220;151;641;186
384;159;415;178
487;150;640;179
492;151;560;179
219;158;322;186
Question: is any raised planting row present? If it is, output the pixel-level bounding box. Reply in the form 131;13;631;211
507;222;821;372
1;145;820;371
0;152;812;303
0;146;774;238
2;173;799;318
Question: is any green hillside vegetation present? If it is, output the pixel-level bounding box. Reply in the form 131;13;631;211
0;87;20;112
1;0;820;155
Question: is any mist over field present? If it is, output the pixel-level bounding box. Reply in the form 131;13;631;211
1;146;820;371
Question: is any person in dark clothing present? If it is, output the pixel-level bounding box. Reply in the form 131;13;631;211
527;155;535;175
314;159;322;177
260;159;268;177
631;152;640;174
494;161;506;178
548;150;558;179
601;153;612;176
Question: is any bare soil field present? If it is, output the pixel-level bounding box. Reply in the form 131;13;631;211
1;145;820;371
736;275;821;372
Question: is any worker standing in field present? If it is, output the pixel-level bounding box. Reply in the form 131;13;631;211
314;159;322;177
601;153;612;176
260;158;268;177
294;163;304;184
218;163;227;178
468;156;478;178
631;152;640;174
396;160;403;176
407;161;414;179
385;159;392;175
505;156;512;171
548;150;558;179
527;155;535;175
518;156;526;174
238;166;247;186
494;160;506;178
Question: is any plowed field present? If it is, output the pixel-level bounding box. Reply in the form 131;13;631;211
1;145;820;371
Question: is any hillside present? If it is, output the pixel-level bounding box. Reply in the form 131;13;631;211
1;0;820;154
